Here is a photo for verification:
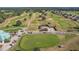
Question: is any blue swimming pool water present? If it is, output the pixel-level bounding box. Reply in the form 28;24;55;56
0;30;10;41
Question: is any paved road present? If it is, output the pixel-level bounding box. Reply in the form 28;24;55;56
1;29;24;51
1;27;79;51
26;31;79;35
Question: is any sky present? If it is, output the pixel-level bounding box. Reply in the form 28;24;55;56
0;0;79;7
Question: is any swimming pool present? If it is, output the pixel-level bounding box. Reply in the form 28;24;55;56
0;30;11;42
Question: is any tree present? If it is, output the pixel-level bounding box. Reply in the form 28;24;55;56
4;39;10;43
0;17;4;23
33;47;40;51
13;20;22;26
24;18;27;21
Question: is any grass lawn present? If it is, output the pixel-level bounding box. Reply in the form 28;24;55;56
9;34;78;51
52;14;77;30
0;12;28;32
16;34;60;50
0;26;25;32
8;14;27;27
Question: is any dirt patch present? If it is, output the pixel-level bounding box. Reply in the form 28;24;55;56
40;36;79;51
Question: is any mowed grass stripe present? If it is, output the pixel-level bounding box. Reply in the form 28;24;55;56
20;34;60;50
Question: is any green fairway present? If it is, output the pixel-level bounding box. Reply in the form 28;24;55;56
8;13;27;27
18;34;60;50
52;14;77;30
0;26;26;32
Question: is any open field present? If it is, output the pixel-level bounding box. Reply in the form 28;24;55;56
9;34;77;51
52;14;78;30
11;34;60;51
40;34;78;51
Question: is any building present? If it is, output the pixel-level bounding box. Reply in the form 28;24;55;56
38;24;56;32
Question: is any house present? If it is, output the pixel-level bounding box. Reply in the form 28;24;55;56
71;16;78;21
38;24;56;32
39;25;49;31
